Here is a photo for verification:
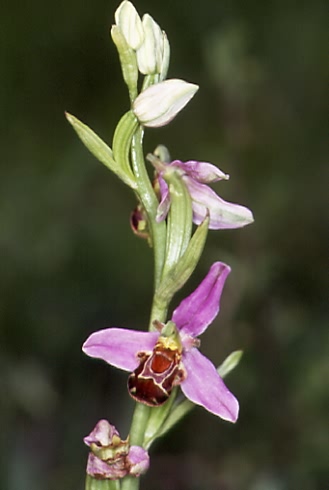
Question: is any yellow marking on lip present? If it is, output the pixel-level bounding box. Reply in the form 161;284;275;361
156;336;182;353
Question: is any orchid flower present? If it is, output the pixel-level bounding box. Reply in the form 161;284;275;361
83;262;239;422
149;155;254;229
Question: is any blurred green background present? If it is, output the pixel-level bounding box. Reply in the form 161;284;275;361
1;0;328;489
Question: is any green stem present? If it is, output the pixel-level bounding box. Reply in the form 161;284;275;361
121;476;139;490
129;403;151;447
121;405;150;490
149;295;168;329
130;128;167;291
85;475;121;490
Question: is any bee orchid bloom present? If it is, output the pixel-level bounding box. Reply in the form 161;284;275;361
83;262;239;422
151;157;254;229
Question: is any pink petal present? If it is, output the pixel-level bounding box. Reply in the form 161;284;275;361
156;174;171;222
171;160;229;183
82;328;159;371
184;177;254;229
181;349;239;422
172;262;230;337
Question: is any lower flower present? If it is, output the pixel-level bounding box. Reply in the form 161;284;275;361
83;262;239;422
84;420;149;480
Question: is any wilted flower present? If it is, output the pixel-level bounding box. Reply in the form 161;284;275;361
133;79;199;127
130;203;150;240
83;262;239;422
84;419;149;479
149;154;254;229
126;446;150;477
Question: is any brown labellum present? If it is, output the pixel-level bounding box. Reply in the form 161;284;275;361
130;204;150;241
128;340;186;406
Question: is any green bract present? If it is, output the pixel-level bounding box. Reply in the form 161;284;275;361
155;215;209;307
65;112;137;189
111;25;139;101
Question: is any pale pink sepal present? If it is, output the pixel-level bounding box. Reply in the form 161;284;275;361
181;348;239;422
172;262;231;337
82;328;159;371
184;177;254;229
172;160;229;183
156;175;171;222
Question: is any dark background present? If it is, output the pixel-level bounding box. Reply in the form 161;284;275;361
1;0;328;489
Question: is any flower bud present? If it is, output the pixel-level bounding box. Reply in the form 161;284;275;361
159;32;170;81
133;79;199;127
136;14;163;75
114;1;144;50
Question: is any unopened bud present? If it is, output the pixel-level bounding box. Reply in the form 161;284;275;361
159;32;170;81
114;1;144;50
133;79;199;127
136;14;163;75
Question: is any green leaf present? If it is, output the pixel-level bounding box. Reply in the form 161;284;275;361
65;112;137;189
217;350;243;378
